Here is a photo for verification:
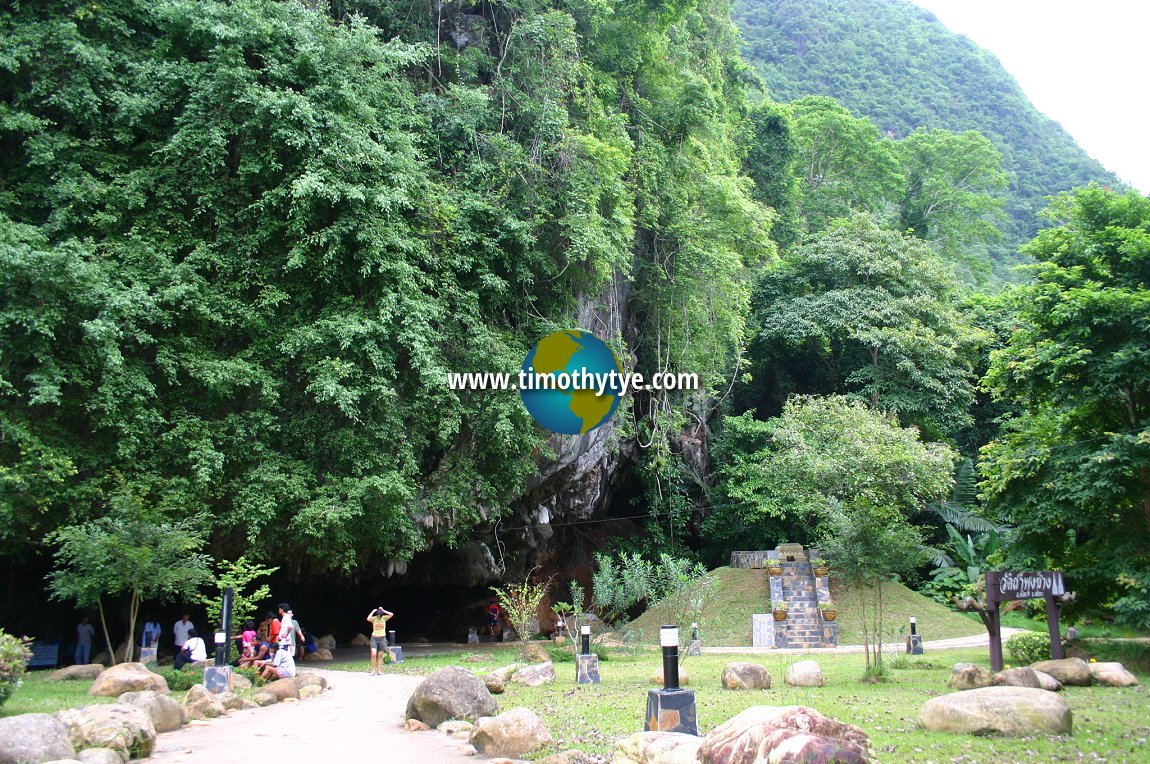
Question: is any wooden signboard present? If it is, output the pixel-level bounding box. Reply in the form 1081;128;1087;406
979;571;1068;671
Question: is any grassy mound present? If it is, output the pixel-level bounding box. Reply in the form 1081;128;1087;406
623;566;983;646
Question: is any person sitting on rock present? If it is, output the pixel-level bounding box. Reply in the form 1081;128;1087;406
174;628;207;670
234;638;270;668
257;642;296;680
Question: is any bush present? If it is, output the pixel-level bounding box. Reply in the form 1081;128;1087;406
233;666;266;687
1006;631;1051;666
0;630;32;709
153;666;199;691
545;644;609;663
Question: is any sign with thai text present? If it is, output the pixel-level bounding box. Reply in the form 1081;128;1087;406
986;571;1065;603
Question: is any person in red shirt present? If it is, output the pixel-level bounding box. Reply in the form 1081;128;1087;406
267;611;281;645
486;601;501;639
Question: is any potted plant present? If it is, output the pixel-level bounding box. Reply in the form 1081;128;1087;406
767;559;783;576
811;558;829;577
817;601;837;621
772;600;788;621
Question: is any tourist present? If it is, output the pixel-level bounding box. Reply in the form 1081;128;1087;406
174;628;207;670
238;619;257;657
257;642;296;680
140;615;161;649
277;603;296;656
366;606;394;675
235;638;270;668
487;600;501;639
173;613;195;652
74;615;95;665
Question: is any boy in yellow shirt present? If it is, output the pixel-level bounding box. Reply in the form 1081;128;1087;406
366;606;394;675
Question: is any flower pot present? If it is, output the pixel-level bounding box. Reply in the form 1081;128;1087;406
773;610;788;622
813;566;829;577
821;609;837;622
767;565;783;577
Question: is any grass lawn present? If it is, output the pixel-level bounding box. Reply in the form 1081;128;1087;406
0;670;115;718
625;567;987;646
334;646;1150;762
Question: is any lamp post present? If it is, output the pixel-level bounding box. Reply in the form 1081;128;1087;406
576;622;599;684
687;621;702;656
906;616;923;655
644;625;698;735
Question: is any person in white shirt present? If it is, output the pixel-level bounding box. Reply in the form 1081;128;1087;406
257;643;296;680
174;629;207;670
173;614;195;650
277;603;296;656
141;616;161;648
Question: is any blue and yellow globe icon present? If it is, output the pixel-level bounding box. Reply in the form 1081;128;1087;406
520;330;623;435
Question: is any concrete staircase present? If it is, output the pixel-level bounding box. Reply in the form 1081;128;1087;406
778;552;824;648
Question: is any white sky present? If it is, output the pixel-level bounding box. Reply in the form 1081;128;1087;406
911;0;1149;193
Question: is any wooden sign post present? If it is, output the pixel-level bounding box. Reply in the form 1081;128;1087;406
981;571;1068;671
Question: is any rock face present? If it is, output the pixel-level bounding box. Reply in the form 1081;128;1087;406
118;690;186;732
993;667;1041;689
55;703;157;760
49;665;104;682
1032;671;1063;692
697;705;873;764
613;731;702;764
1030;658;1092;686
469;708;555;758
784;660;824;688
1089;662;1139;687
405;666;499;727
511;661;555;687
721;662;772;690
0;713;76;764
89;663;169;696
919;686;1072;736
947;663;993;690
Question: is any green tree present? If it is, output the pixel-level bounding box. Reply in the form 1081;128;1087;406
751;215;982;436
196;555;279;637
980;185;1150;620
743;101;802;250
47;485;213;663
709;395;955;549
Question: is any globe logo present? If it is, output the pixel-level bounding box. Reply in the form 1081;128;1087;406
520;330;624;435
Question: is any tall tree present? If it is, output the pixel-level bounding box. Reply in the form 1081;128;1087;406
980;185;1150;621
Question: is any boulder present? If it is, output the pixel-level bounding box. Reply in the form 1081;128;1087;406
511;661;555;687
651;666;690;686
317;634;337;651
49;665;104;682
231;673;253;690
919;686;1072;736
1032;671;1063;692
613;731;702;764
405;666;499;727
76;749;122;764
993;667;1042;689
183;684;226;721
784;660;824;688
1030;657;1092;686
537;751;597;764
350;633;371;647
54;703;157;760
0;713;76;764
259;677;302;702
721;662;772;690
696;705;873;764
522;642;551;663
252;691;278;707
947;663;993;690
295;673;327;691
217;691;247;711
304;647;333;661
118;690;186;732
485;675;506;694
89;663;169;697
1089;661;1139;687
468;707;554;758
404;719;430;732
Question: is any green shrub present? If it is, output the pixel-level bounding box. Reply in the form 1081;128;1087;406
234;666;266;687
0;630;32;709
545;644;610;663
153;666;199;691
1006;631;1051;666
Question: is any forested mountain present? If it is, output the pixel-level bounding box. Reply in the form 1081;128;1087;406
734;0;1118;265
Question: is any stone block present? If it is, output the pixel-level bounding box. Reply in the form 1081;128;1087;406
575;654;600;684
644;688;698;736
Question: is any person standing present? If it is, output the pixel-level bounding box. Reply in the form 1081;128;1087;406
277;603;296;657
141;616;161;649
173;613;195;652
365;606;394;676
74;616;95;665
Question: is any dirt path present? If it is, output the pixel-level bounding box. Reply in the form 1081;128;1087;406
149;669;486;764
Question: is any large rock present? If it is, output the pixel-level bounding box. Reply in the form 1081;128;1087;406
89;663;169;697
1089;661;1139;687
183;684;226;721
317;634;337;651
0;713;76;764
258;677;303;702
651;667;690;687
697;706;873;764
55;703;157;760
511;661;555;687
350;633;370;647
613;731;702;764
302;647;333;661
784;660;824;688
405;666;499;727
76;749;123;764
1030;658;1092;686
118;690;186;732
947;663;993;690
537;751;597;764
49;665;104;682
468;708;554;758
522;642;551;663
231;673;253;690
721;662;772;690
1032;671;1063;692
993;667;1041;689
919;686;1072;736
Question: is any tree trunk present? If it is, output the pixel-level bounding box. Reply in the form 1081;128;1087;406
859;579;870;671
876;579;884;668
124;588;139;664
97;598;116;666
